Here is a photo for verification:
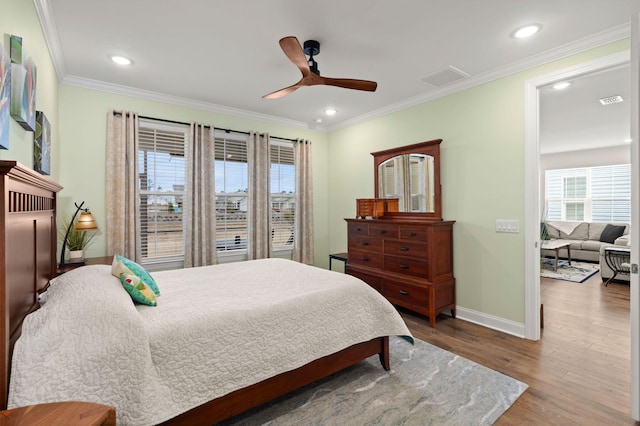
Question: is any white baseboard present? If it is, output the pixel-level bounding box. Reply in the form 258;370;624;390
453;307;526;339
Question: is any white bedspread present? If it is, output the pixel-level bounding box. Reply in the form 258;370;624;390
8;258;412;425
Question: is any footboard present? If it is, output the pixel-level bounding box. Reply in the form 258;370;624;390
161;336;389;425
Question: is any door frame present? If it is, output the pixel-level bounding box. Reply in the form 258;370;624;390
523;49;630;341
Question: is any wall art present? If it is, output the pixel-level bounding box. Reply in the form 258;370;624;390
10;35;36;132
0;40;10;150
34;111;50;175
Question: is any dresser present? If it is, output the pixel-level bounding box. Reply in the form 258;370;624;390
345;218;455;327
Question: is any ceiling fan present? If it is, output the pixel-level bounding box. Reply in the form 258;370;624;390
263;36;378;99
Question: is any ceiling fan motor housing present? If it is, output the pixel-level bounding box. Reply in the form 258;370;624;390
303;40;321;75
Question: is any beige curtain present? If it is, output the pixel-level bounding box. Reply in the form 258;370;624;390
184;123;217;267
247;132;272;260
293;138;314;264
105;110;139;260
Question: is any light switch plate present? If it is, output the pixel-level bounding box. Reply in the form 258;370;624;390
496;219;520;233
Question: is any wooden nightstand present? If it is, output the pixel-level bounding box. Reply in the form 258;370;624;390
56;256;114;276
0;401;115;425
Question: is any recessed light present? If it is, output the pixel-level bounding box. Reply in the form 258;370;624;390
324;108;337;116
513;24;542;39
552;82;572;90
109;55;133;66
624;138;632;143
315;118;323;123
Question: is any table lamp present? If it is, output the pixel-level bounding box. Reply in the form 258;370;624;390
59;201;98;267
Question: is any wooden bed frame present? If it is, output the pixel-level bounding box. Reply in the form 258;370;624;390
0;161;391;424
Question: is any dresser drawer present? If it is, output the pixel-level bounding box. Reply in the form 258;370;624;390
383;279;428;308
400;226;428;241
348;235;383;252
369;223;399;239
348;222;369;236
348;250;384;269
384;254;428;277
384;240;428;257
347;267;383;293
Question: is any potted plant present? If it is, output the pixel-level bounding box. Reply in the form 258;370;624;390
58;215;96;261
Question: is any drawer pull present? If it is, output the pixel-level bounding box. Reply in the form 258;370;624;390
360;241;369;246
379;230;386;234
400;247;409;251
356;228;362;232
399;290;409;295
410;232;417;237
360;257;369;261
400;264;409;269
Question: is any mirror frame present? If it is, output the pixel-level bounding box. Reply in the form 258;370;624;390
372;139;442;221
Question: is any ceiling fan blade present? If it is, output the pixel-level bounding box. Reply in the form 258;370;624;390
262;82;303;99
279;36;311;77
320;77;378;92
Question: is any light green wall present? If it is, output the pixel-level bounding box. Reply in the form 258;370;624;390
3;0;632;325
327;39;630;323
1;0;59;180
57;86;330;265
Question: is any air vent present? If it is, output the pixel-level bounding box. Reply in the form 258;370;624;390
420;66;470;88
599;95;624;105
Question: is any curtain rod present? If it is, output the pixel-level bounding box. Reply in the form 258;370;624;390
113;111;298;142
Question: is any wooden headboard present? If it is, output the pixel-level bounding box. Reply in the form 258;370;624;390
0;161;62;409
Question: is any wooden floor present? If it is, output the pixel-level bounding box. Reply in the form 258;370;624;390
400;273;637;425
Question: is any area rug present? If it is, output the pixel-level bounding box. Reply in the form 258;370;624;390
220;336;528;425
540;259;599;283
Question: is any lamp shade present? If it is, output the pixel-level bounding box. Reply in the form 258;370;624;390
75;211;97;230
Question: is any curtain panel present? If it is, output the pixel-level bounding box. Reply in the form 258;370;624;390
184;123;217;267
247;132;272;260
105;110;140;260
293;138;314;264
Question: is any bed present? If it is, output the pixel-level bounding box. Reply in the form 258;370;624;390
0;161;412;425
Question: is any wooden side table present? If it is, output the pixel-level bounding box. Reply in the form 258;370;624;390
0;401;115;425
57;256;114;276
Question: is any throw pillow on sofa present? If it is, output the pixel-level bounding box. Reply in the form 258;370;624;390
599;224;625;244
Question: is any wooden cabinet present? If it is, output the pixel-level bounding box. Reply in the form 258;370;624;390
345;218;455;327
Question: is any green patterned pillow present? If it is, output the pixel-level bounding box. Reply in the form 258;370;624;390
112;254;160;295
119;273;157;306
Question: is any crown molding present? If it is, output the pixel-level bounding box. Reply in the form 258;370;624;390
62;75;317;131
36;0;629;134
33;0;66;79
328;23;631;132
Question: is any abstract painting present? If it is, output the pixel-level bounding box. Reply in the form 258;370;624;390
34;111;50;175
10;35;36;132
0;41;10;150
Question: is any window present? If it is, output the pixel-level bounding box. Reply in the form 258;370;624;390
545;164;630;223
270;140;295;250
214;133;248;252
138;120;188;264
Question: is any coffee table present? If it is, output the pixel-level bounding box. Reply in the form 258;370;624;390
541;240;572;271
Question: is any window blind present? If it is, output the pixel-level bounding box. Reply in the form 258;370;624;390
270;141;295;249
214;135;248;252
545;164;630;223
138;121;188;264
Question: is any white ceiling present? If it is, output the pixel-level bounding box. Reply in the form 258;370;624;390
37;0;638;141
539;65;630;154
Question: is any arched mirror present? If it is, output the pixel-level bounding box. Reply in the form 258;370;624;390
372;139;442;221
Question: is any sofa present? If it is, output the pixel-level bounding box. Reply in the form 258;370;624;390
541;221;630;282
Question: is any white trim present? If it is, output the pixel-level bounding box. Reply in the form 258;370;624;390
331;25;630;132
455;307;526;338
34;0;630;133
33;0;66;79
629;11;640;421
524;50;631;340
62;75;313;131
